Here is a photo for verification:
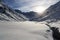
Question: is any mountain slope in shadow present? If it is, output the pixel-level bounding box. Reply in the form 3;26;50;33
0;2;28;21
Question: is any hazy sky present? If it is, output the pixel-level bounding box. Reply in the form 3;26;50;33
3;0;60;12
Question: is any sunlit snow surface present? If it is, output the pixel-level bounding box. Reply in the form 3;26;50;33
0;21;57;40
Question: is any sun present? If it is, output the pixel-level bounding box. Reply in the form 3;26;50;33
32;6;46;13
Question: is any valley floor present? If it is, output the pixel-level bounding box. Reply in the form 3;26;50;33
0;21;59;40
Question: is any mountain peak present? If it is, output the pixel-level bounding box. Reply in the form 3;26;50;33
38;1;60;22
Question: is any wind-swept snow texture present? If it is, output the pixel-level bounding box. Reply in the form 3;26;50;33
0;2;28;21
0;21;53;40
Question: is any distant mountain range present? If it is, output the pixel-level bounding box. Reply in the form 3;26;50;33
15;10;40;21
15;1;60;22
0;1;60;22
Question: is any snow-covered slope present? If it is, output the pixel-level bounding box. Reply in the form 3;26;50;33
0;21;53;40
38;1;60;22
0;2;28;21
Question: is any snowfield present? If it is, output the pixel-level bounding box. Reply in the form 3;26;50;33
0;21;55;40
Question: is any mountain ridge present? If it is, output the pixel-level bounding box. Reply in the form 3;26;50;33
36;1;60;22
0;2;28;21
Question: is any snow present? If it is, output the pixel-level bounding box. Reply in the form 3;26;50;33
0;3;28;21
0;21;54;40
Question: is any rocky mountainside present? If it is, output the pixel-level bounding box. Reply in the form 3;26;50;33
15;10;40;21
0;2;28;21
37;1;60;22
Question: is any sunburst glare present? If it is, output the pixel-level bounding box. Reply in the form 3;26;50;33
32;6;46;14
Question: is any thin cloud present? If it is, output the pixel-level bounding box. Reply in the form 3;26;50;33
3;0;60;12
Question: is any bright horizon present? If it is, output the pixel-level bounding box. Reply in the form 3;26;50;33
32;6;47;13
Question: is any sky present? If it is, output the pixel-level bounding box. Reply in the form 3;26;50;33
3;0;60;13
